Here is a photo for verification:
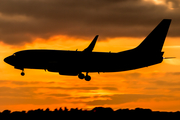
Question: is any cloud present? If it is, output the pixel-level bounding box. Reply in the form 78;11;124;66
152;80;180;86
0;0;179;45
44;87;99;90
0;97;62;105
165;0;180;8
102;87;118;91
47;94;70;97
83;94;167;105
0;86;68;105
0;80;55;86
164;59;180;65
0;80;118;91
0;86;119;105
0;87;38;97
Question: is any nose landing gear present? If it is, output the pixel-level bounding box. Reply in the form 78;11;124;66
21;69;25;76
78;72;91;81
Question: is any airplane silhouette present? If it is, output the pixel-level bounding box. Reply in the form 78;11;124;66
4;19;171;81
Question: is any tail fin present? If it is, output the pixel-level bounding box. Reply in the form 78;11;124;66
136;19;171;53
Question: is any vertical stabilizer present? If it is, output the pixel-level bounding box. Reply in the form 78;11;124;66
136;19;171;52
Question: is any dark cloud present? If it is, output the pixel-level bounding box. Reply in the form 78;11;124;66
44;87;99;90
169;88;180;92
0;97;62;105
144;87;158;90
11;81;41;85
0;0;179;45
102;87;118;91
0;80;55;85
47;94;70;97
166;72;180;76
44;86;118;91
152;80;180;86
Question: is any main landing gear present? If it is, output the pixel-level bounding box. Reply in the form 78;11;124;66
78;72;91;81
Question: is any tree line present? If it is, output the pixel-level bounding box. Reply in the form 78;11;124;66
0;107;180;120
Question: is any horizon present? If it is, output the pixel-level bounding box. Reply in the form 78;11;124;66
0;106;178;113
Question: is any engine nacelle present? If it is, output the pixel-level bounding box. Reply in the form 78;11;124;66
59;72;79;76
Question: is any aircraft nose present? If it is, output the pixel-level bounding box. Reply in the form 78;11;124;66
4;56;14;65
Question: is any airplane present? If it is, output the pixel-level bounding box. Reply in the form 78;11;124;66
4;19;171;81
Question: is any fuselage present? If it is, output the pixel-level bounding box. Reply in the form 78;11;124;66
4;48;163;75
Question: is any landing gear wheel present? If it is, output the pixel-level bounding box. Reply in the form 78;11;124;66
78;73;85;79
21;71;25;76
85;75;91;81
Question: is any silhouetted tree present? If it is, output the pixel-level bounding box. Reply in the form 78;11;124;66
64;107;68;112
2;110;11;115
45;108;50;112
59;107;63;112
0;107;180;120
54;108;58;112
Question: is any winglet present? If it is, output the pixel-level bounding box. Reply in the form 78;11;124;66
83;35;99;52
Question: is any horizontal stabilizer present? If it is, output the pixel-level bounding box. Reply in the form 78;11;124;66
163;57;176;59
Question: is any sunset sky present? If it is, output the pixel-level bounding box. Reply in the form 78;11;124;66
1;0;180;112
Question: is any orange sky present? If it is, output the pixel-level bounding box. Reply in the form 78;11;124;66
1;0;180;112
1;36;180;112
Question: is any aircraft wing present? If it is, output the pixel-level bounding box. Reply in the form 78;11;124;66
83;35;99;52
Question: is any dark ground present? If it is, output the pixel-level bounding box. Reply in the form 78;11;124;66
1;107;179;120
